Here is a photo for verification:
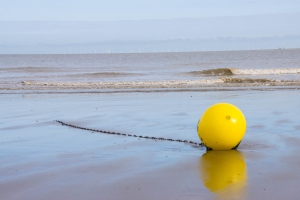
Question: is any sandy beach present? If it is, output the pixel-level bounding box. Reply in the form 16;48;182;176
1;89;300;200
1;0;300;197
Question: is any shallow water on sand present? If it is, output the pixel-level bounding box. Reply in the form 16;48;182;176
1;90;300;200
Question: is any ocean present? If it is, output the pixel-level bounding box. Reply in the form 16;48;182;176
1;49;300;93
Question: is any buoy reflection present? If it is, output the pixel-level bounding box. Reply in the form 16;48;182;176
199;150;247;197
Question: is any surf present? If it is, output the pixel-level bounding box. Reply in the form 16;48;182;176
188;68;300;76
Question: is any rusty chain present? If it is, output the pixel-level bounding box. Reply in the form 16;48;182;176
55;120;204;147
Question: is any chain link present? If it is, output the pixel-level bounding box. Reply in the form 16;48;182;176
55;120;203;147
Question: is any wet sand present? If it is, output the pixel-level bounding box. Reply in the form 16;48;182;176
1;90;300;200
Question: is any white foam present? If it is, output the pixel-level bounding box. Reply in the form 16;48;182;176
21;79;224;88
231;68;300;75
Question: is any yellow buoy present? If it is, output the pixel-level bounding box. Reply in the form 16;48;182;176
197;103;246;150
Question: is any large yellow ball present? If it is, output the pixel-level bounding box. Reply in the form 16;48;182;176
197;103;246;150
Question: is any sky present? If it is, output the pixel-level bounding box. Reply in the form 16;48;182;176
1;0;299;21
1;0;299;53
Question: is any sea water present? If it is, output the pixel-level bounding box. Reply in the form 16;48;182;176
0;49;300;93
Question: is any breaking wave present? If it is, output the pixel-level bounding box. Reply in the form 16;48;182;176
232;68;300;75
189;68;300;76
188;68;233;76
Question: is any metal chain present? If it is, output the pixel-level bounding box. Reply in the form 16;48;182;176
55;120;204;147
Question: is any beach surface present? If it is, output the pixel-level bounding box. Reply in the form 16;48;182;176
1;89;300;200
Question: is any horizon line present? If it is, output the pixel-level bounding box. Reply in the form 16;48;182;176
0;12;299;23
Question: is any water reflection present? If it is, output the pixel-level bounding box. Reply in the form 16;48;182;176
199;150;247;199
